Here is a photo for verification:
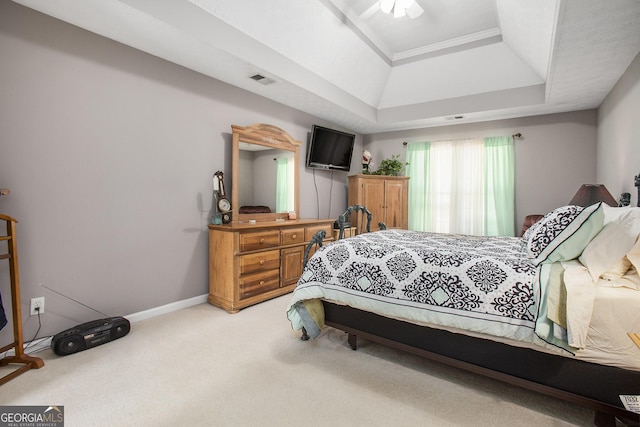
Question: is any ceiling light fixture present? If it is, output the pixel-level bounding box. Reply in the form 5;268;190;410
379;0;423;19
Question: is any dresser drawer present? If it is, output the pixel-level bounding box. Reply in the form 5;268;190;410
305;224;333;241
239;249;280;275
239;270;280;299
208;219;335;313
281;227;305;246
239;230;280;252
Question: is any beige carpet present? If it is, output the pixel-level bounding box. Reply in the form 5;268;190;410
0;295;598;426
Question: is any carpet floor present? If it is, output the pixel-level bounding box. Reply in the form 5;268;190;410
0;295;600;426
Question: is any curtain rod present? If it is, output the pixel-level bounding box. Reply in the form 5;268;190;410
402;133;522;146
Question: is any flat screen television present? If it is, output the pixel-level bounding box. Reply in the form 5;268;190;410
306;125;355;172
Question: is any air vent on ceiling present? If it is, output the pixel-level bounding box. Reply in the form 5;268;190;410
250;74;275;85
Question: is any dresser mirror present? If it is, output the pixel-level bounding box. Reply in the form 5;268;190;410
231;124;300;223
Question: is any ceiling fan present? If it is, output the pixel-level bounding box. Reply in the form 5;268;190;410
379;0;424;19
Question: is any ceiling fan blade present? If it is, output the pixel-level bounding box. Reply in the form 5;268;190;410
406;2;424;19
380;0;395;14
394;6;406;18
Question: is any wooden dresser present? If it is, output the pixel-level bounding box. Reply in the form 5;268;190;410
208;219;334;313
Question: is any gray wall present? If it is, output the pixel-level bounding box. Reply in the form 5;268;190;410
597;51;640;205
1;1;636;344
0;2;360;341
363;110;599;234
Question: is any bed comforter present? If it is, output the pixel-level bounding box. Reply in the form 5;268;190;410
288;229;569;353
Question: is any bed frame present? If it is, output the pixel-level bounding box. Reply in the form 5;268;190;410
321;301;640;427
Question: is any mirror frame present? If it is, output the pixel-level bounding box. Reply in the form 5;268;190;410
231;124;300;223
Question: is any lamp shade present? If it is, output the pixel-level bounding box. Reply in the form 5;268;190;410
569;184;617;207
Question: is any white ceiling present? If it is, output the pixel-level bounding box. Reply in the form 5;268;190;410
12;0;640;134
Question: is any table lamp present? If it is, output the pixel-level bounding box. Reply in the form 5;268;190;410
569;184;617;207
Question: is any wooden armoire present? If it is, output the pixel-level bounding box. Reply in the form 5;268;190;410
347;174;409;230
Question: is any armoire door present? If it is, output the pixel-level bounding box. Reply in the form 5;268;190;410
384;180;407;229
361;179;385;231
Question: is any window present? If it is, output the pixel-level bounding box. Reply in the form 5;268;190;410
406;136;514;236
275;157;294;212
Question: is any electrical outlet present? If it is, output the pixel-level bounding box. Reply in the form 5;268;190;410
30;297;45;316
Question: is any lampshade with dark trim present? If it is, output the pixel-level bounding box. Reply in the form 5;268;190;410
569;184;617;207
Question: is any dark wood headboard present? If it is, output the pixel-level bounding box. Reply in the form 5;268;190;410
635;172;639;206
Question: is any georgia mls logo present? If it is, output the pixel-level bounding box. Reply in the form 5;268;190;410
0;405;64;427
44;406;63;418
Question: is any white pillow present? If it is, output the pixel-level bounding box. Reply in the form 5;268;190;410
602;204;636;224
600;256;632;280
579;208;640;281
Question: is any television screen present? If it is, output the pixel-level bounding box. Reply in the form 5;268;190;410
306;125;355;172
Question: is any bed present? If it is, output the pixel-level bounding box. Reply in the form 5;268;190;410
287;202;640;426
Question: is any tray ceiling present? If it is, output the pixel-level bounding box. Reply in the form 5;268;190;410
12;0;640;134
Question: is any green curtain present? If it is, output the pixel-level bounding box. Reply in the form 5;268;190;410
483;136;515;236
405;136;515;236
406;142;431;231
275;158;290;212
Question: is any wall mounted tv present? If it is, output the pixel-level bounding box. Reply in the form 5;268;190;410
306;125;355;172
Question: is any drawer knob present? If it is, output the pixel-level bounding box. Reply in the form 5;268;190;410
259;260;265;265
259;280;265;285
292;234;297;239
260;238;265;244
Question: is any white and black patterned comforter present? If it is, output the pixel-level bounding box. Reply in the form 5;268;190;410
289;229;544;344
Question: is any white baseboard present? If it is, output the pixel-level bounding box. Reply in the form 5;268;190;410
124;293;209;324
22;336;53;354
10;294;209;356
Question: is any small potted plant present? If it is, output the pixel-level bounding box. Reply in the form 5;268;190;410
375;154;408;176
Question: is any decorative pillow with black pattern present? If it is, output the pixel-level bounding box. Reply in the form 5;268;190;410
521;222;537;242
527;203;605;265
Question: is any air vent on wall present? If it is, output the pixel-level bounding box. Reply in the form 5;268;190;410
249;74;275;85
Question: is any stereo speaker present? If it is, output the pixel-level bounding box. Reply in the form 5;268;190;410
51;316;130;356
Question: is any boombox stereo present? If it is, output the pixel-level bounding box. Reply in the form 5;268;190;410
51;316;130;356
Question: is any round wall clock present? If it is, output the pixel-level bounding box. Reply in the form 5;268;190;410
217;197;231;212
